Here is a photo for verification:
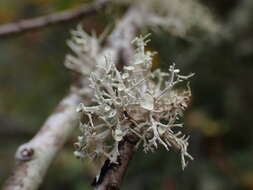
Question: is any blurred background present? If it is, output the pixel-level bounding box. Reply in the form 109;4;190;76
0;0;253;189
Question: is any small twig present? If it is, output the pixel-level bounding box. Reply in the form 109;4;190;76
0;0;110;38
92;134;138;190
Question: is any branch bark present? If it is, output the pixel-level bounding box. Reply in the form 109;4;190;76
90;8;142;190
92;135;138;190
3;5;142;190
0;0;110;38
2;92;82;190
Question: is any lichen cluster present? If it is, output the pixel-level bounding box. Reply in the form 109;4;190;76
71;33;194;169
64;25;100;96
116;0;219;37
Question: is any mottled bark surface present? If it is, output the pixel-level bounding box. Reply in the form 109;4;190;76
92;135;138;190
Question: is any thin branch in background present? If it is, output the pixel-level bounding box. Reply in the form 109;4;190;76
0;0;110;38
2;5;140;190
2;92;82;190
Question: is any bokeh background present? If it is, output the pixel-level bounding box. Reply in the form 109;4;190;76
0;0;253;189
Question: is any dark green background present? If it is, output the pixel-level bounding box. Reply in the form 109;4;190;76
0;0;253;189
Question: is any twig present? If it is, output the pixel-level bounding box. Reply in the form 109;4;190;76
106;7;138;68
0;0;110;38
2;92;82;190
92;135;138;190
91;7;141;189
3;5;141;190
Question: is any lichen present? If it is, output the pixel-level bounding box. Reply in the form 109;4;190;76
72;33;194;170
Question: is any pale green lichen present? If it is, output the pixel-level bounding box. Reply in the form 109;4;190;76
114;0;220;37
72;33;194;170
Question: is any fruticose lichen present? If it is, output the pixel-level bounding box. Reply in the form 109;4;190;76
115;0;220;37
70;32;194;170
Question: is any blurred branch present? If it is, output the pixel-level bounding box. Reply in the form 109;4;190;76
3;4;141;190
2;92;82;190
0;0;110;38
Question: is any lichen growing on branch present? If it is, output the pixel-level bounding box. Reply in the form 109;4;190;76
70;31;194;170
115;0;220;37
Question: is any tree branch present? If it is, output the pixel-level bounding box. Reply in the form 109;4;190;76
3;5;141;190
92;135;138;190
2;92;82;190
0;0;110;38
90;8;142;190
